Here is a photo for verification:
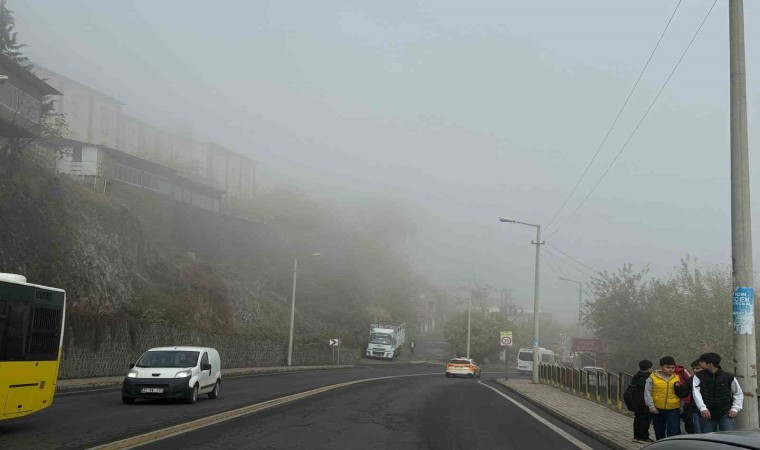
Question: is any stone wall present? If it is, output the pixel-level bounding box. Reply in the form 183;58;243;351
60;321;360;379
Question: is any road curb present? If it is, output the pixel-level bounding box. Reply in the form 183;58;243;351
493;379;629;450
56;365;355;393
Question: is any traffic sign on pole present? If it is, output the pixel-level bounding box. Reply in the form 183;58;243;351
500;331;513;347
329;338;341;347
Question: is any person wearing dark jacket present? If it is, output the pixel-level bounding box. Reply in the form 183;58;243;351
692;352;743;432
674;360;701;434
631;359;654;444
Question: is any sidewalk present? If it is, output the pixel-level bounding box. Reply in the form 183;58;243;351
56;365;354;392
496;378;646;450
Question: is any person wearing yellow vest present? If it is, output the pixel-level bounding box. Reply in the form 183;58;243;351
644;356;681;440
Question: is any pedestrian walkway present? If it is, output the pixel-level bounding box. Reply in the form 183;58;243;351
497;378;646;450
56;365;354;392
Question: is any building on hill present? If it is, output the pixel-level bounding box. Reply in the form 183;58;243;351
0;53;61;139
32;65;256;203
50;136;224;214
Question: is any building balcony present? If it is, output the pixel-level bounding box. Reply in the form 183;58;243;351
0;82;42;135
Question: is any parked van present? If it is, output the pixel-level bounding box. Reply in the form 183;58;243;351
122;346;221;405
516;347;556;374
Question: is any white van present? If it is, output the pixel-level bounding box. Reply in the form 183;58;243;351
122;346;222;405
516;347;556;374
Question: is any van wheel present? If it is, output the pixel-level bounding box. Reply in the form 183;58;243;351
122;395;135;405
186;384;199;404
208;380;220;399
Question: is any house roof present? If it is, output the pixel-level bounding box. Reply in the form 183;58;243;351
30;63;122;105
0;54;61;96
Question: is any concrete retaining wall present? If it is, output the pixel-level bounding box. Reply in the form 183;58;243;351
60;321;359;379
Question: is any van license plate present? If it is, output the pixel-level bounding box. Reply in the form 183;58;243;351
141;388;164;394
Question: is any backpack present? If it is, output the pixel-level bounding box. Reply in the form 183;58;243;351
623;383;638;411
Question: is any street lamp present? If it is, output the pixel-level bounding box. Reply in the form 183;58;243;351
465;286;488;359
467;295;472;358
287;252;322;366
559;277;583;339
499;216;542;384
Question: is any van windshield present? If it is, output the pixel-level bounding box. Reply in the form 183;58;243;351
370;333;392;345
518;351;533;362
137;351;200;368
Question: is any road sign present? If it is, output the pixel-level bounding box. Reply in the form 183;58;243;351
500;331;513;347
329;338;341;347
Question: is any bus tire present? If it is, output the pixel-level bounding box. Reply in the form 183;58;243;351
122;395;135;405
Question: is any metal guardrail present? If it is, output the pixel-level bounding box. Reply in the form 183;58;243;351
538;362;633;411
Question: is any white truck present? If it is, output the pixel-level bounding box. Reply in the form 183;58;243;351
365;323;406;360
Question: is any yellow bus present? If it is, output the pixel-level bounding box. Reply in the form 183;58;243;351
0;273;65;420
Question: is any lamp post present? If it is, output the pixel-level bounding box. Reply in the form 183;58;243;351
559;277;583;339
499;216;543;384
287;252;322;366
466;295;472;359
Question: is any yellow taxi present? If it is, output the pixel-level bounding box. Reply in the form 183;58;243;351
445;357;481;378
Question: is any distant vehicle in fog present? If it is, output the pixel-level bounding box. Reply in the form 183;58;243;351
516;347;556;374
365;323;406;360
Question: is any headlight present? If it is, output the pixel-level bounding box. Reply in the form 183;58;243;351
174;370;192;378
127;370;138;378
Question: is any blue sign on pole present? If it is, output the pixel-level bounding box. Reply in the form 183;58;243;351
733;286;754;335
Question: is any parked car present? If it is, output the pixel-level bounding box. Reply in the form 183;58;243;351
122;346;221;405
445;358;481;378
643;431;760;449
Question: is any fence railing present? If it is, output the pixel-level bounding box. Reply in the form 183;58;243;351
538;363;633;411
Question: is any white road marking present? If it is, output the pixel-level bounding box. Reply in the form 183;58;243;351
478;380;594;450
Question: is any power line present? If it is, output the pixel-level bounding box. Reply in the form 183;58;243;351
543;0;683;232
544;246;596;279
546;0;718;240
546;242;601;276
542;248;565;279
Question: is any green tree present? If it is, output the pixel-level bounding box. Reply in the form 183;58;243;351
584;259;734;371
443;310;514;362
0;0;26;63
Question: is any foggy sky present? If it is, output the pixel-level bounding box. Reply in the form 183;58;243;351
14;1;760;322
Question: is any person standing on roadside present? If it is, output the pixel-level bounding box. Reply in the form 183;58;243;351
672;360;693;433
645;356;682;440
630;359;654;444
692;352;743;432
674;360;701;434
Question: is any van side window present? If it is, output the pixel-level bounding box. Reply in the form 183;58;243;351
201;352;210;369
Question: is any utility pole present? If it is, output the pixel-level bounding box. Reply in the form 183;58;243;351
531;226;543;384
560;277;583;339
499;217;543;384
729;0;758;429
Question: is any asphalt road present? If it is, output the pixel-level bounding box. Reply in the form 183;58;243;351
140;372;609;450
0;364;610;449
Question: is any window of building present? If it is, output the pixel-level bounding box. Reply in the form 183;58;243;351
72;145;82;162
113;162;143;187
